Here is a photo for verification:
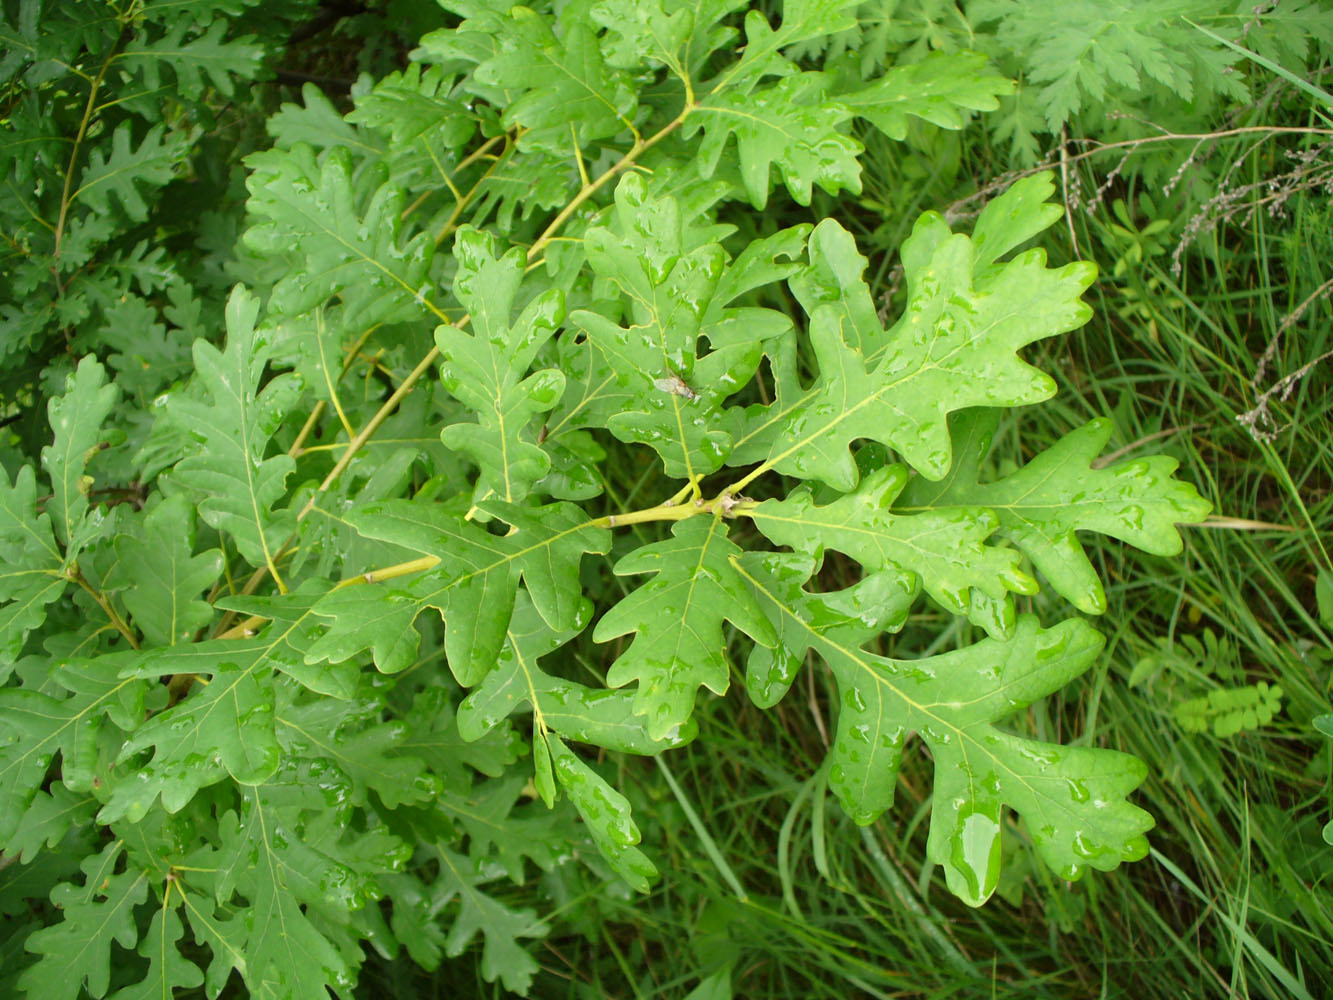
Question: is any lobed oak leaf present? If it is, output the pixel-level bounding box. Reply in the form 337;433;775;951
164;287;299;573
899;409;1213;615
436;227;566;504
307;497;609;684
17;841;150;1000
734;175;1096;487
595;515;777;740
736;551;1153;906
687;72;862;209
748;463;1037;634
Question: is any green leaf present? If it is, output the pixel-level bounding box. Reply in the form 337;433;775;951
119;16;266;100
213;775;370;998
0;658;148;841
744;555;916;709
735;175;1094;485
244;144;438;331
166;287;300;573
98;591;345;823
103;660;279;823
1315;568;1333;628
1174;682;1284;737
97;292;194;402
110;496;222;647
749;463;1037;631
839;51;1012;140
18;841;151;1000
41;356;118;551
400;686;524;790
437;227;566;503
72;122;189;221
595;516;777;740
459;591;694;754
687;72;862;209
591;0;695;70
547;732;658;891
727;0;859;85
0;465;66;665
972;1;1246;135
736;552;1153;906
179;888;248;997
438;771;573;883
276;691;443;809
268;82;373;152
570;174;763;479
470;3;637;155
8;782;97;862
970;174;1067;270
900;410;1212;615
307;497;610;684
347;63;475;154
106;906;205;1000
434;845;546;993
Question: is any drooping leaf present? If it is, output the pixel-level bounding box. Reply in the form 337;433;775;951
546;732;658;891
595;515;777;740
899;410;1212;614
459;591;694;754
736;551;1153;907
432;845;546;994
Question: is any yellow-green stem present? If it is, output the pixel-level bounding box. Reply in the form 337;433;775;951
69;562;139;650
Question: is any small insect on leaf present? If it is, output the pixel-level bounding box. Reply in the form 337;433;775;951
653;372;698;400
